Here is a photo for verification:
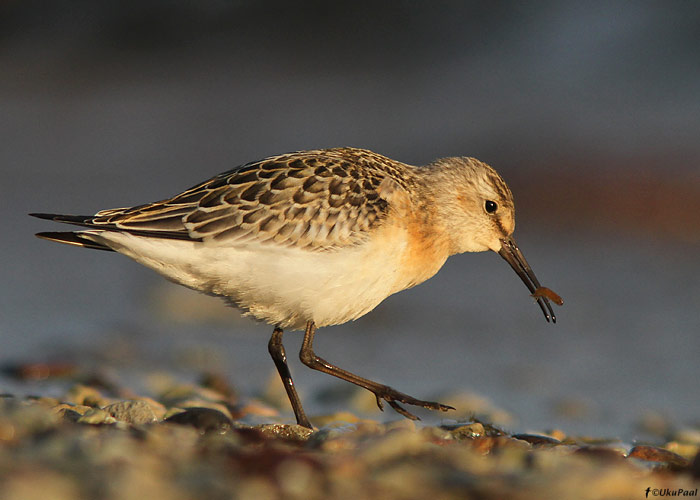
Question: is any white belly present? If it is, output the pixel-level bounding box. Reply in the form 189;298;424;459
85;229;423;330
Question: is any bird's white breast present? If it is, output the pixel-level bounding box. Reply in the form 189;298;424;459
85;226;426;330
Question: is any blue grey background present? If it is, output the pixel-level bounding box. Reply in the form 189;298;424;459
3;1;699;438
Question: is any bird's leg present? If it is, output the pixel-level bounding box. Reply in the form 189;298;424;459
299;321;454;421
268;327;313;429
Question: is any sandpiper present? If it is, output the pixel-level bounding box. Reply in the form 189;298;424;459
31;147;560;428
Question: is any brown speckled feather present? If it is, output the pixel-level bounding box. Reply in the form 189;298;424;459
89;148;419;251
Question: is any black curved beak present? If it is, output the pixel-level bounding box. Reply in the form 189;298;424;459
498;235;556;323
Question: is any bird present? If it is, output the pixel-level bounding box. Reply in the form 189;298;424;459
31;147;560;428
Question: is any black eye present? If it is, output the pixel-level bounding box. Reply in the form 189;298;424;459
485;200;498;213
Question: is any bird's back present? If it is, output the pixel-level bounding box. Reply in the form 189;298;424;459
86;148;419;251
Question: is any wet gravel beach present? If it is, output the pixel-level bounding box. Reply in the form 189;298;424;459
1;368;698;500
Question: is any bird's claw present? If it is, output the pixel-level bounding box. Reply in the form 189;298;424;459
375;394;385;412
372;385;454;420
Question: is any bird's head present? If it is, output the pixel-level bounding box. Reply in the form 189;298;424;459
428;157;558;322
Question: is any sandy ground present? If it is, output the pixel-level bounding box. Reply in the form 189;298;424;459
0;365;698;500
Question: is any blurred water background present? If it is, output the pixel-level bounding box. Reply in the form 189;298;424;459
2;1;699;440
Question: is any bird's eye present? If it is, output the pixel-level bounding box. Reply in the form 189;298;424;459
484;200;498;213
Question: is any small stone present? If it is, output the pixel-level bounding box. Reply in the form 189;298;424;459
440;420;507;437
165;407;233;434
575;435;623;446
664;441;699;459
136;397;168;420
0;398;60;440
158;384;233;418
306;426;357;450
358;428;427;467
470;436;530;454
77;408;117;425
548;429;568;441
512;433;562;447
574;446;627;461
52;403;91;422
628;445;690;470
159;383;230;407
52;403;90;415
65;384;108;407
255;423;314;442
103;400;158;425
420;425;454;444
383;419;417;432
451;422;485;439
673;427;700;445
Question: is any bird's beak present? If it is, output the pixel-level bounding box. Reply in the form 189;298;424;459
498;235;556;323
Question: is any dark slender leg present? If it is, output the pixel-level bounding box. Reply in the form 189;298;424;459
299;321;454;421
268;327;313;429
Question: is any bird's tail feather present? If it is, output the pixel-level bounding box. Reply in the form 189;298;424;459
30;213;96;227
31;213;113;251
34;231;113;251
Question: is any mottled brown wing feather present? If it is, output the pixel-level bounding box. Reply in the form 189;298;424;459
89;148;416;251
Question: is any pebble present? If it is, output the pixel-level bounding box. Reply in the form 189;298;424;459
665;441;700;459
512;433;562;447
450;422;485;439
102;400;158;425
65;384;109;407
254;423;314;442
673;427;700;445
159;384;234;419
0;398;61;441
52;403;91;422
627;445;690;470
470;435;530;455
0;380;697;500
159;383;231;407
357;427;428;467
420;425;454;443
164;407;233;434
77;408;117;425
573;446;627;462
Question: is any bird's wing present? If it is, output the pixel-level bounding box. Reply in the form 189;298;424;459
42;149;414;251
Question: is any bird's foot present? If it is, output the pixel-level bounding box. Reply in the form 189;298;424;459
372;385;454;420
